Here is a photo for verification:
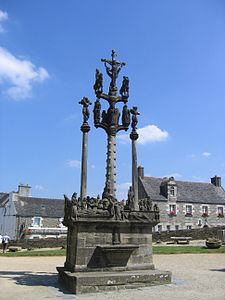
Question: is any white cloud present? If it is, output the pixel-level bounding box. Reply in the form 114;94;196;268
202;152;211;157
0;47;49;100
0;10;8;33
35;185;44;191
116;182;131;200
118;124;169;145
65;159;81;169
163;173;182;179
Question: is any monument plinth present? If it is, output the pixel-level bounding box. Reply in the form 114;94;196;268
57;51;171;294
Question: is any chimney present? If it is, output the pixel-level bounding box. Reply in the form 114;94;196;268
211;176;221;187
18;184;31;197
138;166;144;179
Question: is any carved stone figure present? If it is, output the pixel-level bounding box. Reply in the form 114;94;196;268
130;106;140;131
93;99;101;124
139;199;145;211
71;194;78;221
146;196;152;211
79;97;92;123
93;69;103;95
108;104;120;126
122;104;130;127
127;187;135;211
101;110;108;125
63;194;71;222
120;76;129;97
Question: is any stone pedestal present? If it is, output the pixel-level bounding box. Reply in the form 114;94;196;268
57;212;171;294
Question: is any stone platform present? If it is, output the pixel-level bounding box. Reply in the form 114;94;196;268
57;267;171;294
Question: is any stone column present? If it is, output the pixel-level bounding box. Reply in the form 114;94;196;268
80;123;90;201
103;134;116;198
130;131;139;210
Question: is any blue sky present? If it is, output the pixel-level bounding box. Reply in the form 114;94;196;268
0;0;225;199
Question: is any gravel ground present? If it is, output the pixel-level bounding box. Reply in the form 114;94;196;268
0;254;224;300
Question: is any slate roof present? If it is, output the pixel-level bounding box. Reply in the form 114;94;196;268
0;193;9;207
13;196;64;218
140;176;225;205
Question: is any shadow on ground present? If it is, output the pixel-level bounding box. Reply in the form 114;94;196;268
210;268;225;272
0;271;71;294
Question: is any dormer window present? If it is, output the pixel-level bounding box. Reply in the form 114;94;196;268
160;177;177;199
170;186;175;196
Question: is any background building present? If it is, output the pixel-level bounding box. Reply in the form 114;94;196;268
0;184;66;240
138;166;225;232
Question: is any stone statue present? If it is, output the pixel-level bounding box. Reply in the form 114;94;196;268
130;106;140;131
120;76;129;97
127;187;135;211
63;194;71;222
71;193;78;221
93;99;101;124
108;104;120;126
79;97;92;123
101;110;108;125
93;69;103;95
122;104;130;127
146;196;152;211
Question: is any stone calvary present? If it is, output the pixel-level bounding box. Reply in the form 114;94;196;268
57;50;171;294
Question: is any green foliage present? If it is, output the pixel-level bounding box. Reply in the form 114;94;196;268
153;245;225;254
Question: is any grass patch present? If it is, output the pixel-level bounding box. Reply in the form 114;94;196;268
0;248;66;257
1;246;225;257
153;245;225;254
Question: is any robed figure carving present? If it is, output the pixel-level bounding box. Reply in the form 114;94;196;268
93;69;103;95
120;76;129;98
93;99;101;124
122;104;130;127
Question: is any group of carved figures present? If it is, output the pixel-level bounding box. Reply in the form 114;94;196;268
93;101;131;129
93;69;129;98
79;69;140;133
63;190;159;223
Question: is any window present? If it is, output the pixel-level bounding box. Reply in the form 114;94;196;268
185;205;192;216
158;225;162;233
170;186;175;196
217;207;224;218
169;204;176;216
187;225;192;230
175;225;179;231
202;206;208;217
166;225;171;232
32;217;41;227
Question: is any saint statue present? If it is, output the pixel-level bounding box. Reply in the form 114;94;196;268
130;106;140;131
93;69;103;95
79;97;92;123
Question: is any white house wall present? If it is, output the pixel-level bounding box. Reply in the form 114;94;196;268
1;193;17;239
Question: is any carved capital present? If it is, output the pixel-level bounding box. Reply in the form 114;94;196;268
81;123;90;133
130;131;139;140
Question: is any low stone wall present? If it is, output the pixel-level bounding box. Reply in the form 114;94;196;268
3;226;225;249
8;237;67;249
152;226;225;242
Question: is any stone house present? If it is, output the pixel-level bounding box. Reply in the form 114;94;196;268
0;184;66;240
138;167;225;232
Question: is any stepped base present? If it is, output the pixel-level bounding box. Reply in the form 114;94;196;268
57;267;171;294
